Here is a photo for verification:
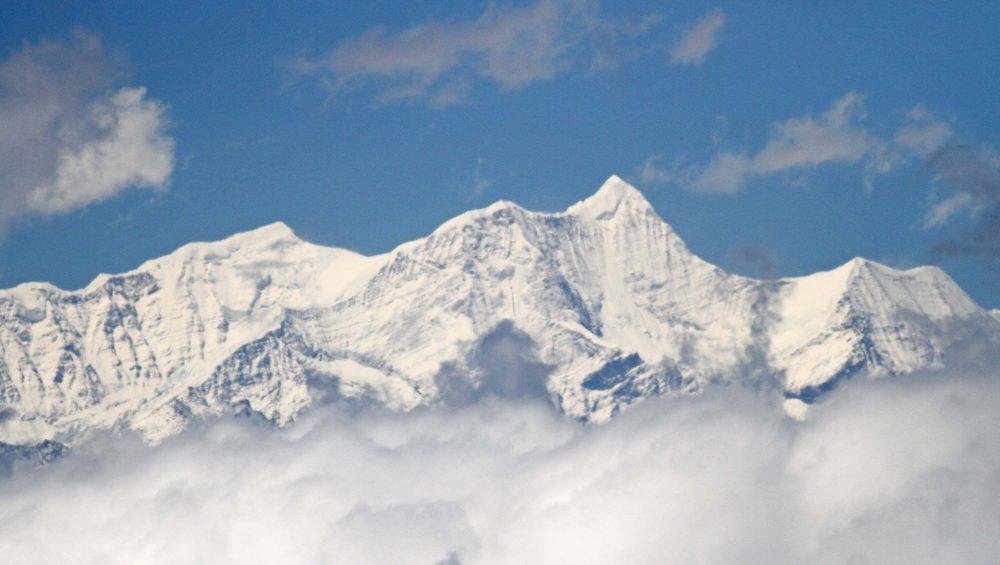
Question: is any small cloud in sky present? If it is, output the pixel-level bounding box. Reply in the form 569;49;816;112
751;92;876;174
924;145;1000;265
589;12;664;71
635;154;675;185
686;92;885;193
687;151;753;194
669;9;726;66
643;92;960;195
25;87;173;215
293;0;661;107
471;157;493;199
0;30;175;234
925;191;975;228
896;105;953;158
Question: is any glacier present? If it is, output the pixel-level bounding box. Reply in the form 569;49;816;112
1;175;997;446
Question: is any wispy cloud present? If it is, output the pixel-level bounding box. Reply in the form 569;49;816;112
637;93;996;267
469;156;494;200
751;93;878;175
1;372;997;562
686;151;753;194
647;93;956;195
636;154;675;185
924;145;1000;265
294;0;660;107
669;9;726;66
0;31;174;233
896;105;954;158
686;92;886;193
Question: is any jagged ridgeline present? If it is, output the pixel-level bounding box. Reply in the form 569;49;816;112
1;176;997;446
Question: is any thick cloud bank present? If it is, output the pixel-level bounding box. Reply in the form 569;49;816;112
0;373;997;564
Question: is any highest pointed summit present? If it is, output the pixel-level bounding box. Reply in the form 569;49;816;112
566;175;653;220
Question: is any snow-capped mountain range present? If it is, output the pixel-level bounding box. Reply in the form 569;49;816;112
1;176;997;446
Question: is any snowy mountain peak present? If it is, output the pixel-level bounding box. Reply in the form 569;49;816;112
846;256;869;269
0;176;996;447
219;221;299;246
566;175;653;220
431;199;527;235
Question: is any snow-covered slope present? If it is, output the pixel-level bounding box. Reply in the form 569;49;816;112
1;176;996;445
771;258;989;399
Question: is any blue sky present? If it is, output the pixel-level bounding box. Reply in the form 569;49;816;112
1;1;997;307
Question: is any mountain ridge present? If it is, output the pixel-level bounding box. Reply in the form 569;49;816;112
1;176;996;446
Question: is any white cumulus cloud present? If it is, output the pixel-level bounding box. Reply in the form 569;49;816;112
0;31;175;232
0;371;997;564
26;87;173;215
